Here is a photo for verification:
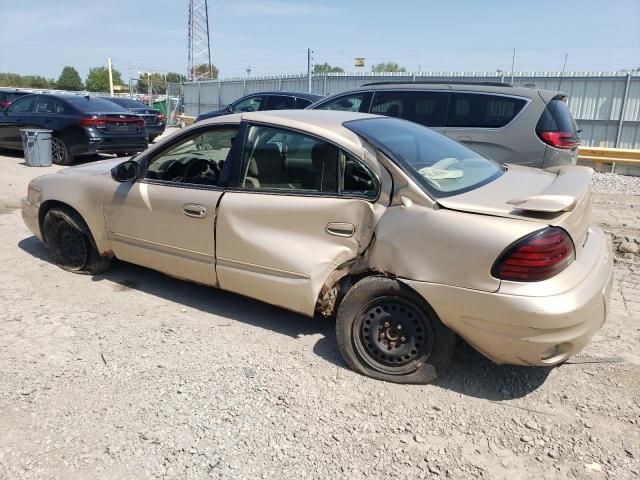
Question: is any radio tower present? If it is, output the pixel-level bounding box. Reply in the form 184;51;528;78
187;0;213;81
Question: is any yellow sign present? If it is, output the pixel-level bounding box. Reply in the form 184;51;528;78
355;58;365;67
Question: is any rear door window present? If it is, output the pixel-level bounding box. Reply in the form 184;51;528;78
295;97;313;109
370;91;448;127
264;95;297;110
446;93;527;128
314;93;368;112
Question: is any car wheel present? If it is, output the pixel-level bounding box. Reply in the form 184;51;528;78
43;207;111;275
148;136;157;143
51;136;73;165
336;276;456;384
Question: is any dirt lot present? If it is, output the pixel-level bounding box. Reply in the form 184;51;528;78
1;133;639;480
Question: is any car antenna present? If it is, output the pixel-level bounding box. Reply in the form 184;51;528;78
557;53;568;92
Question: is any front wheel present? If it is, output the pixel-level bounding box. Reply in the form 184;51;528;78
336;276;456;384
43;208;111;275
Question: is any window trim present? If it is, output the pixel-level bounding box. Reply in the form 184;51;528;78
6;94;37;114
226;120;381;202
136;122;242;191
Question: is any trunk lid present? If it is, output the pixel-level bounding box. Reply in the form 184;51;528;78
87;112;145;135
128;108;160;125
436;164;593;250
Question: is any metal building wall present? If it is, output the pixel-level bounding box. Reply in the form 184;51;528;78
183;71;640;149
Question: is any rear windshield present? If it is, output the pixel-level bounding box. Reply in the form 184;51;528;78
536;98;577;134
65;96;128;112
103;97;147;109
344;117;503;198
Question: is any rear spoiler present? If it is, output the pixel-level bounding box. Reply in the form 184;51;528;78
507;165;593;213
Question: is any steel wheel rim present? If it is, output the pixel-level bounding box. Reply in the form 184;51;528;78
55;223;88;269
353;296;434;375
51;138;65;163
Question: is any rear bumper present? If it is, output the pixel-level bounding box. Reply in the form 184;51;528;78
404;226;613;366
146;124;165;137
85;136;148;154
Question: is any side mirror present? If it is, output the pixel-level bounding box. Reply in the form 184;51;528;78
111;160;139;182
226;104;233;113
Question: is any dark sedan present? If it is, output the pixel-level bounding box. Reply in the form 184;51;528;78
100;96;166;142
0;94;148;165
194;91;322;122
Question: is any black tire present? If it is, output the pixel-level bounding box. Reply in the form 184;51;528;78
148;136;157;143
42;207;111;275
336;276;456;384
51;136;74;165
116;152;131;157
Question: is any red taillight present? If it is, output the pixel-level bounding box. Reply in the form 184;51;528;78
492;227;575;282
79;117;144;127
156;113;164;122
1;100;9;108
537;131;579;149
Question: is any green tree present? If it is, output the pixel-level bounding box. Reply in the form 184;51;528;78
166;72;187;84
56;66;83;91
372;62;406;73
192;63;218;79
313;63;344;74
0;73;55;88
85;66;123;92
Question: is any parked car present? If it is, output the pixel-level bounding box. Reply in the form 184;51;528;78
0;94;148;164
0;88;31;109
309;81;580;168
22;110;612;384
99;96;166;143
195;91;322;122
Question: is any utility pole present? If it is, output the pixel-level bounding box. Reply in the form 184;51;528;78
510;49;516;85
107;57;114;96
148;72;152;107
307;48;313;93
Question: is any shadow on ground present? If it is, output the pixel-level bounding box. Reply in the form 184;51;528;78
19;235;551;400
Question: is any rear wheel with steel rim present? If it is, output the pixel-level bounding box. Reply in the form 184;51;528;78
51;136;73;165
43;207;111;275
336;276;456;384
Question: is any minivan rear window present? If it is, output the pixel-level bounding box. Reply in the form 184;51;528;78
345;117;503;198
446;93;527;128
536;98;577;134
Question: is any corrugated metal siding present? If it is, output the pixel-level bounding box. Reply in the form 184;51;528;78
184;72;640;147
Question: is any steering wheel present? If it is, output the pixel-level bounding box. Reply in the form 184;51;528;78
183;157;220;184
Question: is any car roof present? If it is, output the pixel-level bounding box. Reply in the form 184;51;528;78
242;91;323;100
326;82;561;99
198;109;380;153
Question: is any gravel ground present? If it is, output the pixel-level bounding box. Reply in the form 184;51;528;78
0;144;639;479
592;172;640;195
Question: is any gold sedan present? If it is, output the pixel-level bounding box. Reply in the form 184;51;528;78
22;110;613;383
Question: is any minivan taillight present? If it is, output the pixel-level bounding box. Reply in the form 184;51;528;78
537;131;579;149
491;227;575;282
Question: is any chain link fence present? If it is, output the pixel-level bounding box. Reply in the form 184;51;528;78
126;78;183;126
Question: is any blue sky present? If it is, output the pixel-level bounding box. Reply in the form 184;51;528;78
0;0;638;81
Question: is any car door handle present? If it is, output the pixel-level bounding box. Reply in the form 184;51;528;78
326;222;355;237
182;203;207;218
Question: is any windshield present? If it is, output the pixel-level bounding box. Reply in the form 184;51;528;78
344;117;503;198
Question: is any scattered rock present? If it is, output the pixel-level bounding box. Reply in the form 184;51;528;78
584;462;603;472
619;242;639;254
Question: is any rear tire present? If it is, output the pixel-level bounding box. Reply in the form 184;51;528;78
336;276;456;384
43;208;111;275
51;136;73;165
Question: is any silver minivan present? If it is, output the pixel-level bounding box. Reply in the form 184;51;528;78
309;82;580;168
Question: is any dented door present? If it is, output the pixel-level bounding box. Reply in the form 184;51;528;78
216;193;378;315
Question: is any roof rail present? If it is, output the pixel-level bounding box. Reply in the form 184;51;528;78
360;80;512;87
